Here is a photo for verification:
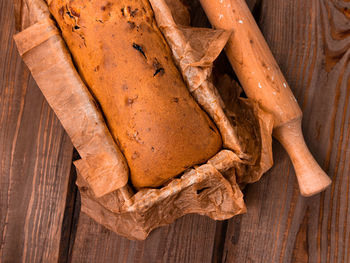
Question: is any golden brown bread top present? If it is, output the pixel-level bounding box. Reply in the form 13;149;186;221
49;0;222;188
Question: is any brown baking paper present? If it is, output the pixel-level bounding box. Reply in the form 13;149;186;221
14;15;129;198
14;0;274;240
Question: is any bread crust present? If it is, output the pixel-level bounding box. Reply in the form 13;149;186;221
49;0;222;188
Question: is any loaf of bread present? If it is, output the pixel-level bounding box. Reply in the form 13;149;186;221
48;0;222;188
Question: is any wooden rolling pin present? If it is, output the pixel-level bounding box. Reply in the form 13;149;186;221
199;0;331;196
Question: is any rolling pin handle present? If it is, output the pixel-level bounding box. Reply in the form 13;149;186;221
273;118;332;197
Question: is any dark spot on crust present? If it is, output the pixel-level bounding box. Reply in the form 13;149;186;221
127;21;136;29
153;58;160;67
121;8;125;16
122;84;128;90
261;61;266;68
77;34;87;47
66;11;74;19
125;96;138;106
172;97;179;103
250;39;254;44
132;43;147;59
153;68;164;77
131;151;140;159
74;25;80;30
70;8;80;17
153;58;164;76
127;6;138;17
151;147;155;152
59;7;65;17
94;65;100;72
96;19;103;23
101;2;112;11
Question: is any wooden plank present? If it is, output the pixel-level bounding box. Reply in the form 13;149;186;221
223;0;350;262
0;1;74;262
58;154;80;263
71;213;217;263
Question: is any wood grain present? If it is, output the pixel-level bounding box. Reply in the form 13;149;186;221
223;0;350;262
0;1;74;262
58;154;80;263
70;213;217;263
1;0;348;262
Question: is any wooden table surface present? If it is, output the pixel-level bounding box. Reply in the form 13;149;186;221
1;0;349;262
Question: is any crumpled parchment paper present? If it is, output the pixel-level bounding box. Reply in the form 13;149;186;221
13;0;274;240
